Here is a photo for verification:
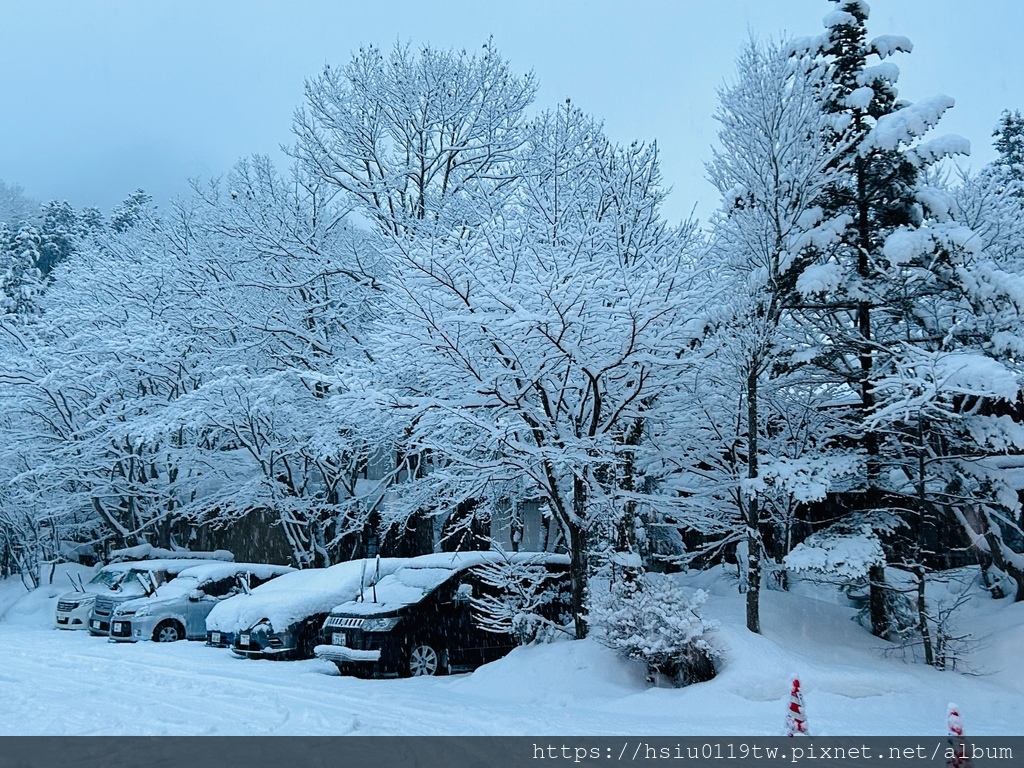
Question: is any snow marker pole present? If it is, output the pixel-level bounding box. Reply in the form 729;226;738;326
785;676;809;736
946;703;971;768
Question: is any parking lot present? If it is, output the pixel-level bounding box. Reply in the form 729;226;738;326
0;591;657;735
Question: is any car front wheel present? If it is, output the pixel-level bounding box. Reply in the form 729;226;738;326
406;642;445;677
153;620;183;642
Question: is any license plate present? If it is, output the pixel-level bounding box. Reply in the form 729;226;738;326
113;622;122;632
91;620;100;629
211;632;221;644
332;632;345;646
239;633;250;646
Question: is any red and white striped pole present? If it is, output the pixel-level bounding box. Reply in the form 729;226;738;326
946;703;971;768
785;676;809;737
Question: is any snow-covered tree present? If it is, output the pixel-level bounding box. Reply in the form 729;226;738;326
292;42;704;636
0;224;44;323
696;39;854;633
366;103;699;637
0;180;38;228
783;1;979;641
993;110;1024;195
470;556;573;643
291;39;535;240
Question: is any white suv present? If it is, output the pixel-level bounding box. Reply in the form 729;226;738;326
54;562;139;630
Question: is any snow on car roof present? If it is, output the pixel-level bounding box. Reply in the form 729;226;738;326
205;557;406;633
332;551;569;616
60;559;238;601
117;558;239;576
110;544;234;562
143;563;295;599
173;562;294;584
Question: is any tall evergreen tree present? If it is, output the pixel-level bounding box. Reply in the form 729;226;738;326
993;109;1024;192
791;0;971;640
38;201;79;277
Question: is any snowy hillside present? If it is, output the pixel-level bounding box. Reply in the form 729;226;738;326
1;565;1021;736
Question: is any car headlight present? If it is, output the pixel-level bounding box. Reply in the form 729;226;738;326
133;606;151;617
361;617;401;632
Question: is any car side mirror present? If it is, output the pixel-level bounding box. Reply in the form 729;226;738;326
454;583;473;603
187;590;203;602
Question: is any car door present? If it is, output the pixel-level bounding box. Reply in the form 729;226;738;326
418;576;473;668
185;576;238;639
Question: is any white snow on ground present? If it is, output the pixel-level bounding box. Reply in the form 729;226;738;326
1;564;1022;735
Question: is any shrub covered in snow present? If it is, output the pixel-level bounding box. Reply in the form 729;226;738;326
784;527;884;581
470;557;573;644
588;571;718;687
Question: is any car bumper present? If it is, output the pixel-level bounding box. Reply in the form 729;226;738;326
231;631;297;659
54;605;92;630
206;630;234;648
231;644;297;658
87;617;111;635
314;644;382;664
109;615;159;642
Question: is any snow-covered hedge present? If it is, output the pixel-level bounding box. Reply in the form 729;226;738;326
589;571;718;687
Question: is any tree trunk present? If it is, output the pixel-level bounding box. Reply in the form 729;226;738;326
568;519;589;640
915;565;935;667
868;562;889;638
746;365;762;634
914;421;935;665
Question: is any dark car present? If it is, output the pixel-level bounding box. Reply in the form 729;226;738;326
315;551;570;677
212;558;404;660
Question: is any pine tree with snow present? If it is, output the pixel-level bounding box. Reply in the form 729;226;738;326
37;200;79;277
109;189;154;233
993;110;1024;195
788;1;978;643
0;224;44;323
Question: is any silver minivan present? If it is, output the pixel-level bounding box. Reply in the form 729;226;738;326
88;559;240;636
108;562;295;643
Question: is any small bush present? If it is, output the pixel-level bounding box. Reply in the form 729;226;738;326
589;571;718;687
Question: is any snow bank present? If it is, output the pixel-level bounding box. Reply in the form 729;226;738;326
456;638;649;704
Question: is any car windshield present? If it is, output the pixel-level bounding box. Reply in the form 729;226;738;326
150;576;203;599
113;569;166;595
88;569;128;588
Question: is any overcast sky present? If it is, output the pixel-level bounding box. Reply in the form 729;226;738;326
1;0;1021;224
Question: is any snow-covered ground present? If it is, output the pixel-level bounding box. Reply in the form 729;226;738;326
1;564;1022;735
